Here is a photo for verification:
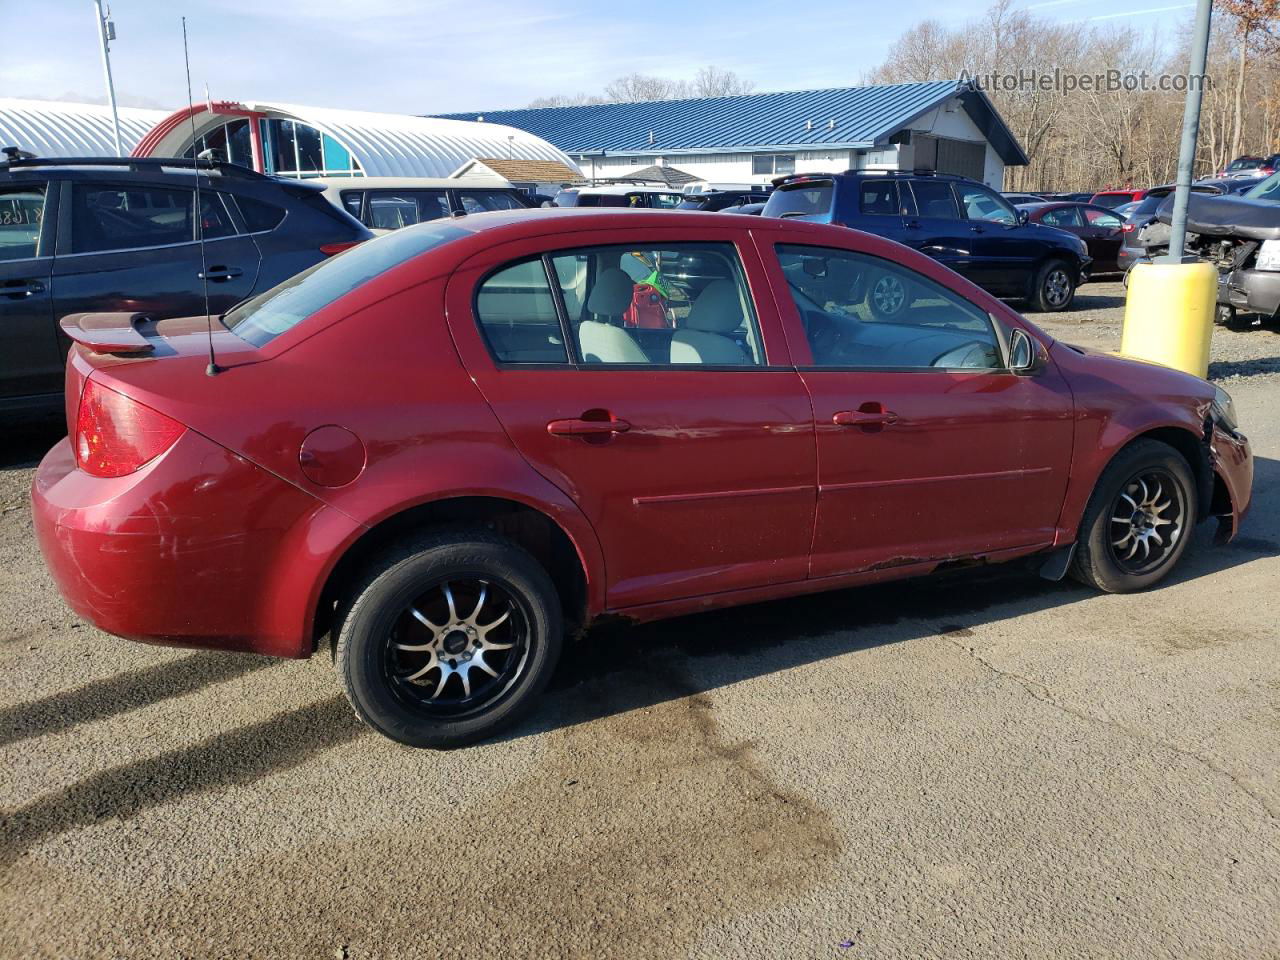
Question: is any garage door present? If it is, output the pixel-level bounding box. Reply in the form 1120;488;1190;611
914;136;986;181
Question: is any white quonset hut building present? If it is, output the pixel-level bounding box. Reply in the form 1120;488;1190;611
438;81;1027;190
132;100;581;180
0;98;168;157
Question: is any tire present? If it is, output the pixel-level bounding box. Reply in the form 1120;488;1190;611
1028;259;1077;312
1069;439;1198;593
864;271;911;321
335;530;562;748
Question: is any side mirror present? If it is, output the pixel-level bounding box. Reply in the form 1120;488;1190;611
1017;210;1030;226
1008;328;1042;373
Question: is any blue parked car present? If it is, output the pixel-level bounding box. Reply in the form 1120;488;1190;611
761;171;1091;313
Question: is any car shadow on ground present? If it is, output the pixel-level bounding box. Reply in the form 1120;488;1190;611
1066;287;1127;311
1;452;1273;868
1209;357;1280;379
511;453;1280;742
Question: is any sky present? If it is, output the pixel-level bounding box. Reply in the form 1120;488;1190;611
1;0;1195;116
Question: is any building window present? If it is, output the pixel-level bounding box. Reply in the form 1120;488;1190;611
751;154;796;176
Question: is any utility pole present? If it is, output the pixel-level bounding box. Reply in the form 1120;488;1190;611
93;0;124;157
1163;0;1215;263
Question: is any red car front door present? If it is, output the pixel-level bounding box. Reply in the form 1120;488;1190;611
445;227;817;610
757;231;1075;578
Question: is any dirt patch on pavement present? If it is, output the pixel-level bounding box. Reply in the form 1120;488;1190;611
2;664;841;959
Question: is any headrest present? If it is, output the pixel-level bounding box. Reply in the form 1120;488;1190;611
586;268;633;316
686;279;744;333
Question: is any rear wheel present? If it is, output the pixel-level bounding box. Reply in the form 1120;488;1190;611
1069;439;1197;593
335;531;562;748
1028;259;1076;312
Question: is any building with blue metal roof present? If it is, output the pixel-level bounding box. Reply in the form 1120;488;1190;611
437;81;1027;190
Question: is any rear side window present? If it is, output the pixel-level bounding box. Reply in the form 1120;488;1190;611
237;195;287;232
224;220;468;346
70;184;235;253
908;180;959;219
762;180;834;218
365;191;450;229
1040;206;1082;228
474;259;568;364
859;182;900;216
0;186;45;261
456;190;526;214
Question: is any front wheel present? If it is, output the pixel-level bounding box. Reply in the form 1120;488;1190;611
1028;259;1076;312
1069;439;1197;593
335;531;562;748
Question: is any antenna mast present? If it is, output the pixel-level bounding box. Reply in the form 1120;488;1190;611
182;17;220;376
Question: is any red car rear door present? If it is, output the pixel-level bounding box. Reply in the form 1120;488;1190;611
445;225;817;610
755;228;1076;578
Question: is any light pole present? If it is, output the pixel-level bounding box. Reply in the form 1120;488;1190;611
1163;0;1215;263
92;0;124;157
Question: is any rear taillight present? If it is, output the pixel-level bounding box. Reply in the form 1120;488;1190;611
319;241;362;256
1262;166;1276;175
75;379;185;478
1122;223;1136;233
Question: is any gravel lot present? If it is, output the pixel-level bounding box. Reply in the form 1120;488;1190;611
2;281;1278;959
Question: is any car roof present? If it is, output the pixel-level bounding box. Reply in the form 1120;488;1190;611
427;206;837;241
311;176;514;193
568;184;687;195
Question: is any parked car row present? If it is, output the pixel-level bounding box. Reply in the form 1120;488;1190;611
763;170;1092;311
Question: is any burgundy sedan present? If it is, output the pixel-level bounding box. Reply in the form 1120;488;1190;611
32;210;1252;747
1020;202;1127;275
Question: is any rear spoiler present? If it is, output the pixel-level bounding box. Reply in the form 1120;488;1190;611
59;313;154;354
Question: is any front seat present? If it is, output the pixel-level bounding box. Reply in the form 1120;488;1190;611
578;267;648;363
670;279;750;365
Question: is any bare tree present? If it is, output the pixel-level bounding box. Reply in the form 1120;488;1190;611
527;93;607;108
531;66;756;107
691;66;755;98
604;73;690;102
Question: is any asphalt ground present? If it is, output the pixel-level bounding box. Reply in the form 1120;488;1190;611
2;281;1278;958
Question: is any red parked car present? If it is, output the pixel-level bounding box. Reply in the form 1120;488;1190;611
32;210;1253;747
1018;202;1128;274
1090;188;1149;209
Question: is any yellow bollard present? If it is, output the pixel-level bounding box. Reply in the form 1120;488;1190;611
1120;260;1217;378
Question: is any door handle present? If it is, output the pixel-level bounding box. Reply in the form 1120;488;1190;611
2;280;44;298
199;266;243;282
970;225;986;234
903;219;921;229
832;408;898;427
547;417;631;438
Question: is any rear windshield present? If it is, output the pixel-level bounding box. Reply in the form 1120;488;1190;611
224;221;467;346
762;180;834;218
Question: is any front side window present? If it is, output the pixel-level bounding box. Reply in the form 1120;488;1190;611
1084;207;1123;228
1243;172;1280;203
70;184;235;254
225;220;467;346
646;193;684;209
0;186;45;261
908;180;959;220
957;184;1017;225
776;244;1004;370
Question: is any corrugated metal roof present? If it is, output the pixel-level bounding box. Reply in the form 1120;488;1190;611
0;98;168;157
239;102;582;178
436;82;1028;165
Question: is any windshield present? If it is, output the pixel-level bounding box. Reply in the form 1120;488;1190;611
1243;172;1280;203
225;221;468;346
763;180;834;219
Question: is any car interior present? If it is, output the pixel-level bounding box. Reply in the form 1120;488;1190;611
475;243;764;366
777;245;1005;369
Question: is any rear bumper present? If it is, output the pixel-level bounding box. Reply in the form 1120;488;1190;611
31;432;361;658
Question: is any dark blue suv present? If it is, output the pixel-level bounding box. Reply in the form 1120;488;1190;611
761;171;1091;314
